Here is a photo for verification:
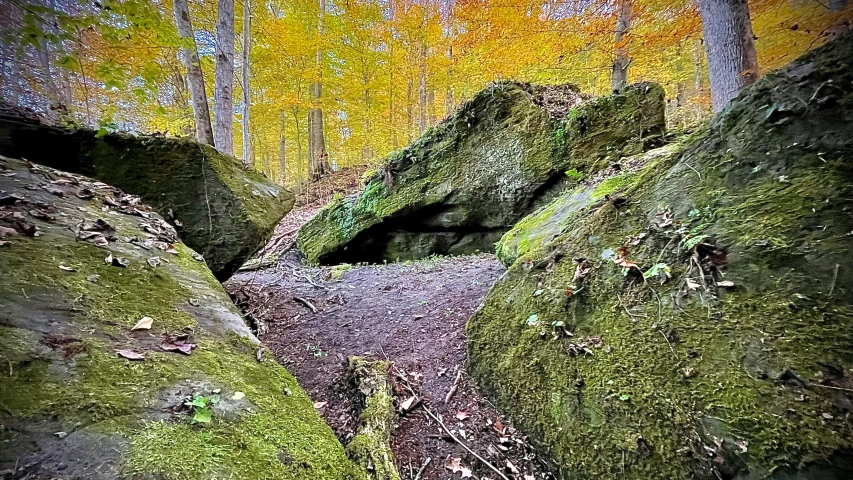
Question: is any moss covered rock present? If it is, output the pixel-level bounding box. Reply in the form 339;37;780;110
0;119;294;280
298;82;665;265
0;156;365;479
468;34;853;479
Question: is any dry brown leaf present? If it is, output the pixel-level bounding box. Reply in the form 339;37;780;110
455;411;470;421
716;280;735;288
313;401;328;409
131;316;153;331
445;457;472;478
58;264;75;272
116;349;144;361
506;460;521;474
493;418;506;434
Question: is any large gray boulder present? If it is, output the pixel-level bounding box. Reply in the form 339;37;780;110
468;34;853;479
0;117;294;279
0;156;366;479
297;81;666;265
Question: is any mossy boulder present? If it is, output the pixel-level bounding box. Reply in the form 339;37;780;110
468;34;853;479
0;118;294;280
298;81;665;265
0;156;366;479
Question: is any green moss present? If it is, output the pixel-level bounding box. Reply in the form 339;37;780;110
346;358;399;480
469;35;853;478
329;264;354;280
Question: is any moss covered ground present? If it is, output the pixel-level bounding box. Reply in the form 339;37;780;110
468;34;853;479
0;156;366;480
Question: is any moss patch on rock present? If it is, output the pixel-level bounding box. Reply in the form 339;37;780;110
0;156;366;480
468;34;853;479
0;121;294;279
298;81;666;265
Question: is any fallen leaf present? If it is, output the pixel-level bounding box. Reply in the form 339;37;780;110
131;316;153;331
400;396;417;412
313;401;328;409
445;457;472;478
506;460;520;474
147;256;161;267
160;340;196;355
116;349;144;361
59;264;75;272
686;278;701;290
822;412;834;420
493;418;506;434
104;253;113;265
409;371;423;382
613;247;638;272
455;411;470;421
165;244;179;255
716;280;735;288
232;391;245;400
572;258;593;282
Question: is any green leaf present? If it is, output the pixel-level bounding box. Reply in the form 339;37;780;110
533;289;544;296
643;263;671;281
525;314;539;326
619;394;631;401
192;407;212;423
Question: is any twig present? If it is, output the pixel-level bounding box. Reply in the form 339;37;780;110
200;154;214;240
658;330;677;358
444;369;462;404
420;406;510;480
413;457;431;480
829;263;839;297
293;296;317;313
811;383;853;393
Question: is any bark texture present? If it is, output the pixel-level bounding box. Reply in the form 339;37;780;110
308;0;329;180
173;0;214;146
214;0;235;154
698;0;759;112
241;0;253;168
611;0;632;92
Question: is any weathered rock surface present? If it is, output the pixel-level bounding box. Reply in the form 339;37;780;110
0;156;365;479
468;34;853;478
0;117;294;279
298;81;665;265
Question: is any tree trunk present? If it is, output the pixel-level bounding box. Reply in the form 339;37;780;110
694;38;704;93
241;0;253;168
173;0;214;145
214;0;235;154
279;110;286;184
418;44;427;134
292;108;304;185
406;76;413;143
308;0;329;180
611;0;632;92
697;0;759;112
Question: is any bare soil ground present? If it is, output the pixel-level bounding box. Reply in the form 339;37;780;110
226;206;555;480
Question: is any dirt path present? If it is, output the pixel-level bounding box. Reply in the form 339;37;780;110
226;244;555;480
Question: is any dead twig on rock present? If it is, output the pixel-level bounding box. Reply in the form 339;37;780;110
293;296;317;313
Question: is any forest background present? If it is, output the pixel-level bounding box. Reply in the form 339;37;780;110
1;0;850;187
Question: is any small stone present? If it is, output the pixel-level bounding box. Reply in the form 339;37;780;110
822;412;834;420
54;431;68;439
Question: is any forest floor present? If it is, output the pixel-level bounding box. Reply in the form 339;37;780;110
225;189;556;480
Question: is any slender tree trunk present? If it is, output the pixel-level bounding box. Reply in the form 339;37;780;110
214;0;235;154
697;0;759;112
241;0;253;167
444;46;453;116
418;44;427;134
389;42;396;148
173;0;214;145
406;76;413;143
292;108;304;185
694;38;704;93
279;110;287;184
308;0;328;180
611;0;632;92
